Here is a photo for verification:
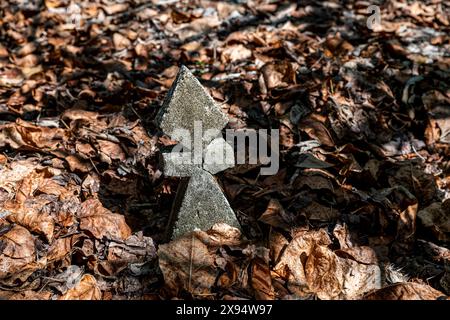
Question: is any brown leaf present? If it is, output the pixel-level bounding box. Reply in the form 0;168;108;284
299;117;335;147
258;199;292;229
364;282;446;300
0;119;67;151
336;246;379;265
274;229;331;297
103;3;129;15
221;44;252;63
0;158;39;197
100;233;156;276
251;257;274;300
305;244;343;299
417;201;450;242
333;223;353;249
158;232;216;296
303;201;340;221
5;199;55;242
78;199;131;241
339;257;381;299
0;225;36;280
61;108;100;125
47;235;82;262
97;140;126;162
158;223;243;296
261;61;296;90
269;230;289;265
2;290;52;300
59;274;101;300
65;155;93;173
113;33;131;51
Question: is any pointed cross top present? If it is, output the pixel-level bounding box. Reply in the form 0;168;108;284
157;65;228;148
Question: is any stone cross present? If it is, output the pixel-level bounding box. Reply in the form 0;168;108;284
157;65;241;239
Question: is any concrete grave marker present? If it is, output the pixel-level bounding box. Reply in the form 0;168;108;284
158;65;240;239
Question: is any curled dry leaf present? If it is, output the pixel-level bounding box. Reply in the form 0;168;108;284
274;229;381;299
333;223;353;249
251;257;275;300
299;117;335;148
158;232;216;296
0;119;67;151
269;230;289;265
340;258;382;299
158;223;243;296
261;61;296;90
3;168;81;242
417;201;450;242
0;225;35;280
302;201;340;222
61;108;99;125
97;139;126;162
65;155;93;173
103;3;129;15
274;229;331;297
336;246;379;265
0;158;38;198
221;44;252;63
100;233;156;276
113;33;131;51
196;223;244;247
1;290;52;300
47;235;82;262
5;199;55;242
364;282;447;300
258;199;292;229
59;274;101;300
305;244;344;299
78;199;131;241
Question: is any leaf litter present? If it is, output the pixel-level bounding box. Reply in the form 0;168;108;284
0;0;449;300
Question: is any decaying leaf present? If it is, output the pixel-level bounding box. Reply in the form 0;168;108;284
274;229;382;299
0;0;449;301
59;274;101;300
0;225;36;280
417;201;450;242
364;282;446;300
158;231;217;296
158;223;246;296
78;199;131;241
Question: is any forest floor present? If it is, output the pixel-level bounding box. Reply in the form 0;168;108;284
0;0;449;300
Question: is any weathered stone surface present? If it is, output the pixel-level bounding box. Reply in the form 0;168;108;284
157;65;228;148
163;137;235;176
171;167;240;239
158;65;240;239
162;152;199;177
203;137;235;174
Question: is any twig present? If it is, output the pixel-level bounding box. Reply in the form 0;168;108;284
188;233;195;293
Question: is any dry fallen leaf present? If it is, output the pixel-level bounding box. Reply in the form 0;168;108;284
305;244;344;299
158;223;243;296
364;282;447;300
100;233;156;276
0;225;36;280
158;232;216;296
78;199;131;241
417;201;450;242
261;61;296;90
221;44;252;63
59;274;101;300
251;257;275;300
